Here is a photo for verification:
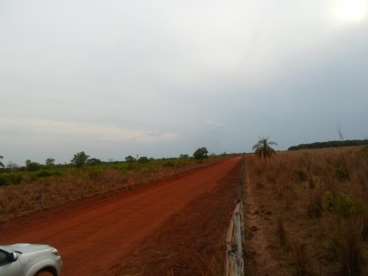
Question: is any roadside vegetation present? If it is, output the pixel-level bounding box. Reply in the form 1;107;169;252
0;147;227;222
246;145;368;275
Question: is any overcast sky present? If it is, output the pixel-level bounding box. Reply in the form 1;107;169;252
1;0;368;164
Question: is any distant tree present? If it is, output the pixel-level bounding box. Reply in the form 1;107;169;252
71;151;89;167
86;158;102;165
0;155;4;168
138;156;149;163
25;160;41;171
179;154;189;159
253;138;277;159
125;155;136;163
45;158;55;166
193;147;209;160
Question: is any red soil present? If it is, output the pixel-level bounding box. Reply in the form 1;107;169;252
0;157;241;276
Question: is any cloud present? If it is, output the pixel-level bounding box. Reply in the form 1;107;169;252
0;118;177;144
205;120;225;129
0;0;367;162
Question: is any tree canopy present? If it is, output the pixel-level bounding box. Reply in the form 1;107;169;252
86;158;102;165
193;147;208;160
71;151;90;167
46;158;56;166
26;160;41;171
125;155;136;163
253;138;277;159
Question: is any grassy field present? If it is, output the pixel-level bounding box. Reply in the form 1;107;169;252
0;157;222;223
245;146;368;275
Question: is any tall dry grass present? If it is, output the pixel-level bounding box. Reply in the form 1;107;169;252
246;146;368;275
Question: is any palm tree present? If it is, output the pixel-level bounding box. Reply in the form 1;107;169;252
0;155;4;168
253;138;277;159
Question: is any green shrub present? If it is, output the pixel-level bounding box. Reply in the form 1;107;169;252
0;174;24;185
335;165;350;182
0;175;9;186
35;170;62;178
26;161;42;171
324;192;365;218
179;154;189;159
9;174;23;185
138;156;149;163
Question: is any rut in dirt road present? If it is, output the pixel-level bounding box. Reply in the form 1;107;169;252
0;157;241;276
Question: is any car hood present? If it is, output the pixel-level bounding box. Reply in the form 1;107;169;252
0;243;53;254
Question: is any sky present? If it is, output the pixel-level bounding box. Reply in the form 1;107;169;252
1;0;368;164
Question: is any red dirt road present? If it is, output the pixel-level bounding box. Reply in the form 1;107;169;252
0;158;241;275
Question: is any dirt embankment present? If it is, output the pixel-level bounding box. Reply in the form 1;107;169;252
0;157;241;276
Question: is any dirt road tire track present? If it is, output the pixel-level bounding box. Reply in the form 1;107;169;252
0;158;241;276
115;160;242;276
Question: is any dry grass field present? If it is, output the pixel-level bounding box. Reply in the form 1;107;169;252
0;158;221;223
245;146;368;275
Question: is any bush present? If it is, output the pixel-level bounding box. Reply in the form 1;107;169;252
193;147;208;160
26;161;42;171
324;192;365;218
125;155;136;163
71;151;89;167
86;158;102;166
335;165;350;182
0;174;23;185
35;170;62;178
0;175;9;186
138;156;149;163
179;154;189;159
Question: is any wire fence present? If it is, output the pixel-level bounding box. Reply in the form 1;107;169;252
225;157;246;276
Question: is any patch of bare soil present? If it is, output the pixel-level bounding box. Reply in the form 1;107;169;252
115;161;242;276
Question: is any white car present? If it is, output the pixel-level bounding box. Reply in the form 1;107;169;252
0;244;62;276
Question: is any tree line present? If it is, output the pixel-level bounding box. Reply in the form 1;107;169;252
0;147;210;171
288;139;368;151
